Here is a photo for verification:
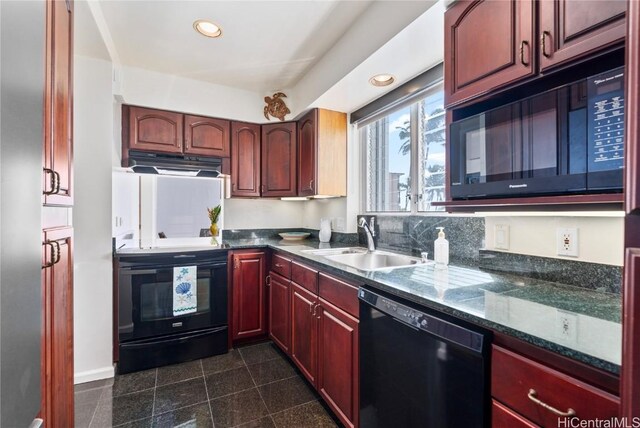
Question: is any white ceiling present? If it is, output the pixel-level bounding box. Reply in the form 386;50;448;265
75;0;110;61
96;0;373;92
311;0;445;113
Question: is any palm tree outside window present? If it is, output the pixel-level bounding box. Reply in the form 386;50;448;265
363;81;445;213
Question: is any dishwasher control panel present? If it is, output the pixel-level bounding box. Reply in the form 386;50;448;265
359;288;484;353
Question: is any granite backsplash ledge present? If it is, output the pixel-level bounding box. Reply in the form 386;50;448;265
357;215;485;264
222;228;359;245
479;250;622;294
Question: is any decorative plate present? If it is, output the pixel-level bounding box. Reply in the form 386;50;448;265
279;232;311;241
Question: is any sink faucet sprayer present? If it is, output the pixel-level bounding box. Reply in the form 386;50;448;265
358;217;376;252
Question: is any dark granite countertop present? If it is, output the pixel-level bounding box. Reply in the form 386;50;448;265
117;238;622;374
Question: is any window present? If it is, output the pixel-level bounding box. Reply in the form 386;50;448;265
362;80;445;212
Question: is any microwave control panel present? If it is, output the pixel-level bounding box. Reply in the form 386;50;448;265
587;67;625;173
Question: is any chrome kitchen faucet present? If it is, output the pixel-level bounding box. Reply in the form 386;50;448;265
358;217;376;252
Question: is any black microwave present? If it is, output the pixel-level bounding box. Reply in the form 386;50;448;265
449;67;624;199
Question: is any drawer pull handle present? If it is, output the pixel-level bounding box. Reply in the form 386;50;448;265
527;389;576;417
275;263;283;268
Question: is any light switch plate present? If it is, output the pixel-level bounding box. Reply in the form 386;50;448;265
494;224;510;250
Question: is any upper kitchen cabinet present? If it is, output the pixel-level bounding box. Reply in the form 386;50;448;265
184;115;230;157
261;122;297;197
43;0;73;206
445;0;626;108
539;0;626;72
444;0;535;108
231;121;261;197
297;109;347;197
124;106;184;155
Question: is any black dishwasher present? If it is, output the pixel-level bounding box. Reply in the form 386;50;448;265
359;288;490;428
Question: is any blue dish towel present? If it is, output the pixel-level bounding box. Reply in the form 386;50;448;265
173;266;197;316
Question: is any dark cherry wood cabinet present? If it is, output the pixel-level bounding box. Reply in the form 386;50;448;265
539;0;626;72
184;115;230;157
297;109;347;197
41;1;75;426
298;110;317;197
261;122;297;197
275;256;360;428
231;122;261;197
317;297;359;428
41;227;74;428
231;250;267;341
267;272;291;354
492;345;619;427
291;282;318;384
126;106;184;154
622;0;640;419
492;400;539;428
43;0;74;206
445;0;626;107
444;0;535;107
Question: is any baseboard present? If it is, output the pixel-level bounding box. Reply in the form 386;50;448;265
74;365;115;385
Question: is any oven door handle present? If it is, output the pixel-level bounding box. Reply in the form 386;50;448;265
120;269;159;275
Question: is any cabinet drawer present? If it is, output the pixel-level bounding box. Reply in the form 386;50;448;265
492;400;539;428
292;261;318;294
492;346;619;427
271;253;291;278
318;272;359;318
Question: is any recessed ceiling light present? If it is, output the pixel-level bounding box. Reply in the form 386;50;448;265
369;74;395;87
193;20;222;38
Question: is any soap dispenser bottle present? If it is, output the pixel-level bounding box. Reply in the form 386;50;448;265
434;227;449;267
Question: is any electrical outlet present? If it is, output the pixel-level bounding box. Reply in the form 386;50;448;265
556;310;578;344
557;227;579;257
335;217;345;232
494;224;510;250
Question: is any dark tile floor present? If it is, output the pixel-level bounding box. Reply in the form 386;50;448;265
75;342;339;428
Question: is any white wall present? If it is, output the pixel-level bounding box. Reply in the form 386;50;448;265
224;199;305;229
119;65;267;123
74;55;115;383
484;215;624;266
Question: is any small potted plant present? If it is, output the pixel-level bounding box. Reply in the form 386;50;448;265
207;205;221;237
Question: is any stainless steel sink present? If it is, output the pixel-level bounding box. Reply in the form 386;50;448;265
324;250;424;271
301;247;368;256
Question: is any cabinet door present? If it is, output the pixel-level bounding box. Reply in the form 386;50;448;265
291;282;317;385
539;0;626;72
43;0;73;206
444;0;535;107
41;227;74;427
184;115;230;157
261;122;297;197
127;106;184;154
231;122;261;197
268;272;291;354
317;298;359;428
297;110;317;196
232;251;267;340
492;400;539;428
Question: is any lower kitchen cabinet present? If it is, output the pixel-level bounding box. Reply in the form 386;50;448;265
290;282;318;384
491;345;619;427
231;250;267;341
267;271;291;353
492;400;539;428
271;253;360;428
317;297;359;428
41;227;74;427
